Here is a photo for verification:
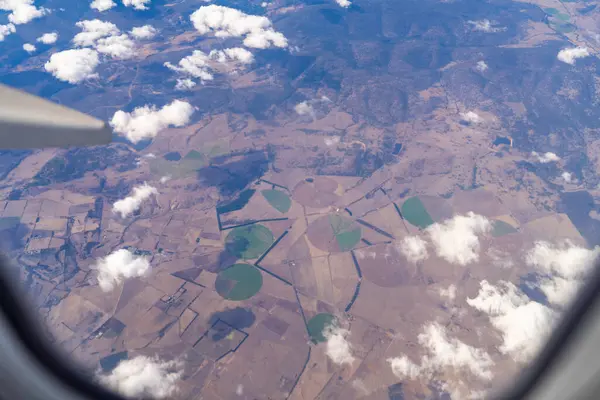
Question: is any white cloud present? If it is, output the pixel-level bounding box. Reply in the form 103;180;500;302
36;32;57;44
112;183;158;218
324;326;354;365
0;0;48;25
398;236;429;263
96;34;136;59
562;171;573;183
22;42;35;53
72;19;137;59
468;19;505;33
467;280;556;362
531;151;560;163
335;0;351;7
90;0;116;12
295;101;315;119
208;47;254;64
122;0;151;10
111;100;195;143
426;212;491;266
557;47;590;65
419;323;493;380
461;111;483;125
159;176;171;184
166;48;253;87
526;240;598;279
175;78;197;91
165;50;214;82
190;5;288;49
236;384;243;396
324;136;340;147
44;48;100;84
388;356;421;379
525;240;599;308
98;356;182;398
73;19;120;47
439;284;457;301
0;23;15;42
469;242;599;363
130;24;157;39
476;60;488;72
487;248;514;268
95;249;151;292
388;322;493;384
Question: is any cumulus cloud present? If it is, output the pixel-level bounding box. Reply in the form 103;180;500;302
324;136;340;147
557;47;589;65
467;280;556;363
190;5;288;49
112;183;158;218
0;23;16;42
468;19;505;33
95;34;136;59
461;111;483;125
0;0;48;25
388;356;421;379
324;326;354;365
561;171;572;183
73;19;120;47
469;241;599;363
175;78;197;91
44;48;100;84
388;322;493;384
164;50;214;82
122;0;151;10
525;240;599;308
419;323;493;380
295;101;315;119
531;151;560;163
22;43;35;53
73;19;136;59
95;249;151;292
90;0;116;11
335;0;351;7
476;60;488;72
111;100;195;143
439;284;456;301
37;32;57;44
398;236;429;263
165;48;253;87
487;248;514;269
208;47;254;64
426;212;491;266
130;24;157;39
98;356;182;398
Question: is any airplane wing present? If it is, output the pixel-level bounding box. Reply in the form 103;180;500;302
0;83;111;149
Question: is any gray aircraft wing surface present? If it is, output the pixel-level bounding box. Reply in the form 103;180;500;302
0;83;111;149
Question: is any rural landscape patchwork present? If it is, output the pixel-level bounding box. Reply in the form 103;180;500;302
1;0;600;398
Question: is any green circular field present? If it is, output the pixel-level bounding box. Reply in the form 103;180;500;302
215;263;263;301
307;313;338;343
329;214;362;252
262;189;291;213
225;224;274;259
491;220;518;237
401;196;434;229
